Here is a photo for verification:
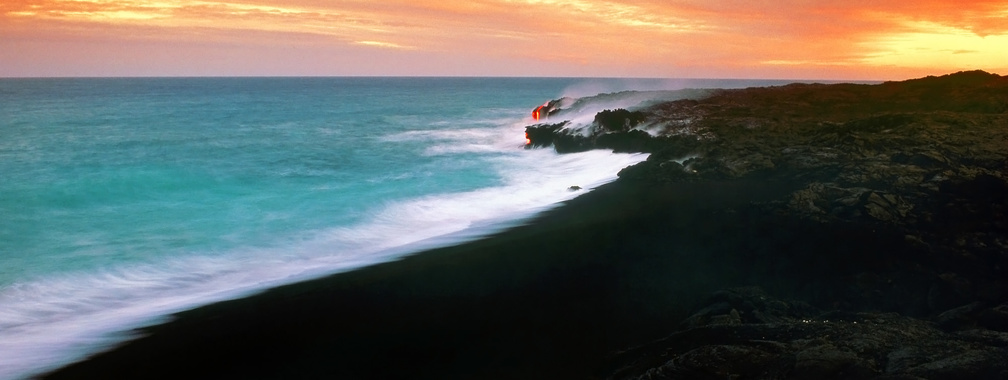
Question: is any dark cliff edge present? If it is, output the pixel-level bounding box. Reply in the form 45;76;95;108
528;70;1008;379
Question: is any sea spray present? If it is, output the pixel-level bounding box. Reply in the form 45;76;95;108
0;146;646;380
1;77;807;379
0;77;649;380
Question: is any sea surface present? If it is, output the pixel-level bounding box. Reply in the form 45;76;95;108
0;77;798;379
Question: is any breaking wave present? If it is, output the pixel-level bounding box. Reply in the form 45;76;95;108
0;116;647;380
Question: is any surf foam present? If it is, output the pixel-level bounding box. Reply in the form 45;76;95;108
0;117;647;380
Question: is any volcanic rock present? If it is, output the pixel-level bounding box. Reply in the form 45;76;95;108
524;71;1008;379
606;288;1008;380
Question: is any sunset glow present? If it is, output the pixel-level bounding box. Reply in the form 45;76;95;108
2;0;1005;79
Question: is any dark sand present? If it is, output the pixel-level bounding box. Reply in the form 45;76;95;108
41;179;901;379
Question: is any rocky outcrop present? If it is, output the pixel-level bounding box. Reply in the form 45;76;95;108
606;288;1008;380
524;71;1008;379
531;71;1007;269
594;109;647;132
525;108;663;153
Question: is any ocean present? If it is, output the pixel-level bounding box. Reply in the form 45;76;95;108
0;77;797;379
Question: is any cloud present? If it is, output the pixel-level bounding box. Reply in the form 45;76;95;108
858;19;1008;69
2;0;1006;78
353;40;415;50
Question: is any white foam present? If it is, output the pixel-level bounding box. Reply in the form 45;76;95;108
381;117;527;156
543;89;714;137
0;117;647;380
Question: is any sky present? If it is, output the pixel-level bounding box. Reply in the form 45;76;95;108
1;0;1006;80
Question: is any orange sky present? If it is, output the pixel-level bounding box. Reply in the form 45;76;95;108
2;0;1006;79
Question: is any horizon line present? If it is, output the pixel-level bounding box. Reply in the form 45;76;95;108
0;74;905;83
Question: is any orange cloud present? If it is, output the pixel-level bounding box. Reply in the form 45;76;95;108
2;0;1006;78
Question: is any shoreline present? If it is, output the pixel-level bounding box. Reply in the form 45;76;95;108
38;71;1008;379
40;177;821;379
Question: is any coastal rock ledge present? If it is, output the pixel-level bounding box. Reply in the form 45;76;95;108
526;70;1008;379
606;287;1008;380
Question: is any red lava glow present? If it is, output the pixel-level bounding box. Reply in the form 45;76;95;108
524;132;531;145
532;101;549;121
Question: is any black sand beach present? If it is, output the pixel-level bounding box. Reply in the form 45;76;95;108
42;71;1008;379
41;178;856;379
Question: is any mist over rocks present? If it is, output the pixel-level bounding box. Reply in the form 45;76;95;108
524;88;716;153
36;74;1005;380
526;70;1008;379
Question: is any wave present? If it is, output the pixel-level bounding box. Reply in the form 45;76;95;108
0;117;647;380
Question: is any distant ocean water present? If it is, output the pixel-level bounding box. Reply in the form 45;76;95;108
0;77;804;379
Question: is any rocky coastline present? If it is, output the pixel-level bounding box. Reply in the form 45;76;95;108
41;72;1006;380
527;70;1008;379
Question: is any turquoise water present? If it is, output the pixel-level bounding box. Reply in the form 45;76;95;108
0;77;808;379
1;77;658;379
1;78;546;283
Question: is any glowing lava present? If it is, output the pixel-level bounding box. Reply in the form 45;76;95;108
531;101;549;121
